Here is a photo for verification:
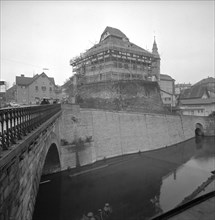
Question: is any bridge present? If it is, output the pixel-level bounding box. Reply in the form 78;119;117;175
0;104;63;220
0;104;214;220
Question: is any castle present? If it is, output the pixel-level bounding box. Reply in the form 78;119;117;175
70;26;160;83
70;27;166;113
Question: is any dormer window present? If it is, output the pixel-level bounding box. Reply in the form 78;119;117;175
100;32;110;42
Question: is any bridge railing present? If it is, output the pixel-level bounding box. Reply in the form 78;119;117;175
0;104;61;152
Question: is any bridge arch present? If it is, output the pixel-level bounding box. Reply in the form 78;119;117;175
28;131;62;219
195;123;204;136
42;143;61;175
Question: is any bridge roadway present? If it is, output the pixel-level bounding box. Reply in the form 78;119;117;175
0;104;214;220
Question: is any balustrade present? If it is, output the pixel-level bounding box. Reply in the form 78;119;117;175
0;104;61;152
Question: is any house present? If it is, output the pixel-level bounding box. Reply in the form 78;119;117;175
177;77;215;116
7;72;58;105
0;92;6;108
5;85;17;103
194;77;215;98
178;98;215;116
159;74;176;107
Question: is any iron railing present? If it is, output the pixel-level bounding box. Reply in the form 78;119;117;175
0;104;61;152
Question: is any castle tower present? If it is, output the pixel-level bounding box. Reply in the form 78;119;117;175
152;36;159;55
151;37;160;81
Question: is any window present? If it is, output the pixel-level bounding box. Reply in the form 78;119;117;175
91;66;95;71
41;86;46;91
50;87;52;92
35;86;38;91
124;64;129;69
118;63;122;68
133;65;137;70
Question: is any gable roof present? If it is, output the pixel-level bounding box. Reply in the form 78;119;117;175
194;77;215;86
16;72;55;86
16;76;33;86
33;72;55;85
179;85;209;99
6;84;16;92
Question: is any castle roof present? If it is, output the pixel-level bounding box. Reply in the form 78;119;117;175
85;27;153;57
100;26;128;41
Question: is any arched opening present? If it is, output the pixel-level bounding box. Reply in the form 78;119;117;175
42;143;61;175
33;144;61;220
195;123;204;136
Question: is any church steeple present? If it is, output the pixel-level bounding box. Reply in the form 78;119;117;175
152;36;159;55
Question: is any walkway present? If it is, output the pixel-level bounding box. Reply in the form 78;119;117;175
168;194;215;220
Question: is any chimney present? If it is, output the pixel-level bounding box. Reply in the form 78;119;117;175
21;74;25;77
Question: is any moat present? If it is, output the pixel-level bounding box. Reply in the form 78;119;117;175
33;136;215;220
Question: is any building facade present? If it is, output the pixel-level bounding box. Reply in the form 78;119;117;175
159;74;176;107
178;77;215;116
70;26;161;84
7;72;58;105
179;98;215;116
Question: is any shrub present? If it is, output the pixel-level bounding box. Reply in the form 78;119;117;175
61;139;69;146
85;136;93;143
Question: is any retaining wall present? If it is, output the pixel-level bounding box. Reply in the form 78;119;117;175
60;105;213;168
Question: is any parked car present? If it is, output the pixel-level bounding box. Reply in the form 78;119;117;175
10;102;20;107
40;98;50;105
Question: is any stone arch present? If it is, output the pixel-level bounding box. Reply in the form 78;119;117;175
42;143;61;175
27;131;61;220
195;123;204;136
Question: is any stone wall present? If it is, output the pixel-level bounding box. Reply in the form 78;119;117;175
77;80;166;113
62;105;213;167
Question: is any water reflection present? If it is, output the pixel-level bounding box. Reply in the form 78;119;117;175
33;137;215;220
159;137;215;212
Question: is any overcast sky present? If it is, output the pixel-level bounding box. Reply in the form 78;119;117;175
1;1;214;89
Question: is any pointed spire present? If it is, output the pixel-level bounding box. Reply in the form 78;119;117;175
152;36;158;55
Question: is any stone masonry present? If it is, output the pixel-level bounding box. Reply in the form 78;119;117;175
0;115;61;220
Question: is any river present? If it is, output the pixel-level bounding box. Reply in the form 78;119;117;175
33;136;215;220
